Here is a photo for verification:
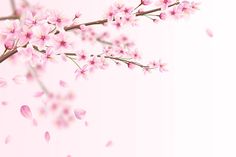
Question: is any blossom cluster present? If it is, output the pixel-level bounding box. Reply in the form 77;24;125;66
0;0;199;80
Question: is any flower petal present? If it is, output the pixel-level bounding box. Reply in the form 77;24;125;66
44;131;50;143
0;78;7;88
20;105;32;119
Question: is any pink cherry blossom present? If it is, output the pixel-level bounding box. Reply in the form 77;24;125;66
20;105;33;119
32;25;52;49
169;7;181;19
40;47;56;64
178;1;193;15
53;32;72;51
4;38;15;50
19;27;33;45
22;10;48;27
157;59;168;72
48;11;69;29
75;65;88;79
88;57;99;72
0;20;20;39
157;0;173;9
76;50;87;61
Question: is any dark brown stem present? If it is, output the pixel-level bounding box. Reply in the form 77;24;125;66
0;15;19;21
0;48;18;63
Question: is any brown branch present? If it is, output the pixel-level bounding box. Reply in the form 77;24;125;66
0;15;19;21
0;48;18;63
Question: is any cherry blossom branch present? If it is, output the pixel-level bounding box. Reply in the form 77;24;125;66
64;1;180;31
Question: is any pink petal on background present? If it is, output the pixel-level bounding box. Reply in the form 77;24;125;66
0;78;7;88
74;108;86;120
20;105;32;119
44;131;50;143
12;75;27;84
105;140;113;147
59;80;67;87
206;28;214;38
34;91;44;97
1;101;8;106
32;118;38;127
84;121;88;127
4;135;11;144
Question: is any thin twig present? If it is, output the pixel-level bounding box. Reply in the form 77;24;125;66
10;0;17;15
28;64;50;95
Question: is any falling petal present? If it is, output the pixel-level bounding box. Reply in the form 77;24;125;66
20;105;32;119
59;80;67;87
34;91;44;97
4;135;11;144
1;101;8;106
12;75;27;84
84;121;88;127
206;28;213;38
0;78;7;88
105;140;113;147
32;118;38;127
74;108;86;120
44;131;50;143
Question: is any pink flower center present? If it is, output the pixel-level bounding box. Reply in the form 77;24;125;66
60;40;67;47
56;18;62;23
40;35;47;41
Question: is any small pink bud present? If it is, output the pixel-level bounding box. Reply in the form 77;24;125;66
159;12;167;20
4;39;15;50
74;11;81;19
127;63;135;69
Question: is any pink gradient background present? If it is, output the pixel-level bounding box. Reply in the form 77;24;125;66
1;0;236;157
